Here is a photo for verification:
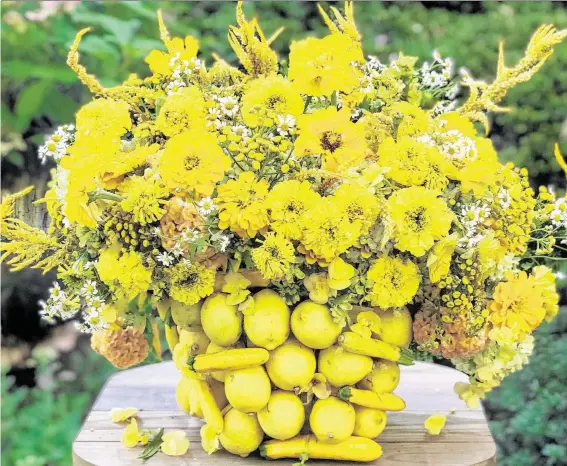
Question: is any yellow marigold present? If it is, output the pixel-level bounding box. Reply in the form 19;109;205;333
299;197;360;263
288;34;362;97
119;175;169;225
489;271;546;339
427;233;458;283
217;172;269;238
98;143;160;189
241;75;303;127
266;180;321;240
391;102;429;137
155;87;207;137
251;232;295;280
532;266;559;321
168;261;216;306
92;326;149;369
388;186;453;257
295;107;366;172
75;98;131;140
378;136;443;187
333;183;381;236
366;256;420;309
159;130;230;197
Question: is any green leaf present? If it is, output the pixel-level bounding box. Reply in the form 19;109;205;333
2;61;76;83
138;428;164;460
14;81;52;131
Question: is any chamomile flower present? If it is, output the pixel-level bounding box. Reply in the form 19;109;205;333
197;197;217;216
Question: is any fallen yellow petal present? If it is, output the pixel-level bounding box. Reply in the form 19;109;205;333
121;419;141;448
200;424;221;455
161;430;190;456
424;413;446;435
111;407;138;423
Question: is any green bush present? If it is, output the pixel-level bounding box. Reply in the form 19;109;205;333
1;346;115;466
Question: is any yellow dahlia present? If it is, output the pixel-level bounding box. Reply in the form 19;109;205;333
366;256;421;309
288;34;362;97
265;180;321;240
241;75;303;127
251;232;295;280
155;86;207;137
388;186;453;257
295;107;366;172
168;261;216;306
217;172;269;238
159;130;230;197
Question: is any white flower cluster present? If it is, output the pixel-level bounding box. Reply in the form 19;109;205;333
39;282;76;324
419;129;478;163
38;124;75;163
166;54;203;95
207;93;241;129
550;196;567;229
79;280;106;333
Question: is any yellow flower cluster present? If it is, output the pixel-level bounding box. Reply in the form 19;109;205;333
2;2;564;418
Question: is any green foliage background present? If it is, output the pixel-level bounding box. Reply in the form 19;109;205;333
1;2;566;465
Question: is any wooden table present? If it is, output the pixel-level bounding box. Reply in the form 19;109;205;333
73;361;496;466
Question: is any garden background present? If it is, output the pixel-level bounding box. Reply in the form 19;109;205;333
1;2;566;465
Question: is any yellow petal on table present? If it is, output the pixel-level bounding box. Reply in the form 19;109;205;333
161;430;190;456
424;413;446;435
121;419;142;448
111;407;138;423
200;424;221;455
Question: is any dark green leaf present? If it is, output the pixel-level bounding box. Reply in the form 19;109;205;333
138;428;164;460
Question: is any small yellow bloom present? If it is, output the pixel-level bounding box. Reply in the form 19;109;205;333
304;273;334;304
111;407;138;423
424;414;446;435
222;272;252;305
327;257;355;290
161;430;190;456
121;418;148;448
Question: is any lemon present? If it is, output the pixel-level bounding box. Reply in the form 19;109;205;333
178;327;210;355
244;289;290;350
318;345;373;387
291;300;342;349
309;397;355;444
201;293;242;346
219;407;264;457
209;377;229;410
266;338;316;391
378;307;413;348
171;300;202;330
206;341;244;383
258;390;305;440
175;377;192;414
358;359;400;393
353;406;387;438
225;366;271;413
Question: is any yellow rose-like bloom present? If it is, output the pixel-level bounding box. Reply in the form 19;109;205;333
299;198;360;263
119;175;169;225
168;261;216;306
388;186;453;257
251;232;295;281
159;130;230;197
367;256;420;309
427;233;458;283
489;271;546;340
155;87;207;137
378;136;442;187
424;414;446;435
295;107;366;172
241;75;303;127
304;273;335;304
111;407;138;423
221;272;252;305
327;257;355;290
288;34;362;97
97;247;152;300
75;98;131;140
217;172;269;238
333;183;381;237
266;180;321;240
99;144;160;189
121;418;147;448
161;430;190;456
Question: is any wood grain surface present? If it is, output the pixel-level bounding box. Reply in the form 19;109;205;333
73;361;496;466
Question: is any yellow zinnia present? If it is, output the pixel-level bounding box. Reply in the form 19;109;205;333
241;75;303;127
251;232;295;280
217;172;269;238
333;183;381;236
295;107;366;172
119;175;169;226
168;261;216;306
155;87;207;137
288;34;362;97
367;256;420;308
98;143;160;189
388;186;453;257
75;98;132;140
159;130;230;197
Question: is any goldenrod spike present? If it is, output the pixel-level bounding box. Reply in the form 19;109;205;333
157;9;171;45
317;3;339;34
496;41;506;78
554;143;567;175
267;26;285;46
345;1;355;24
67;28;106;95
236;1;245;27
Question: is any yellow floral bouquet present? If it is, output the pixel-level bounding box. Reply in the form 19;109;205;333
2;2;567;462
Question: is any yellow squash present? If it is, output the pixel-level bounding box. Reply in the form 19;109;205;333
338;332;413;365
338;386;406;411
189;347;269;372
